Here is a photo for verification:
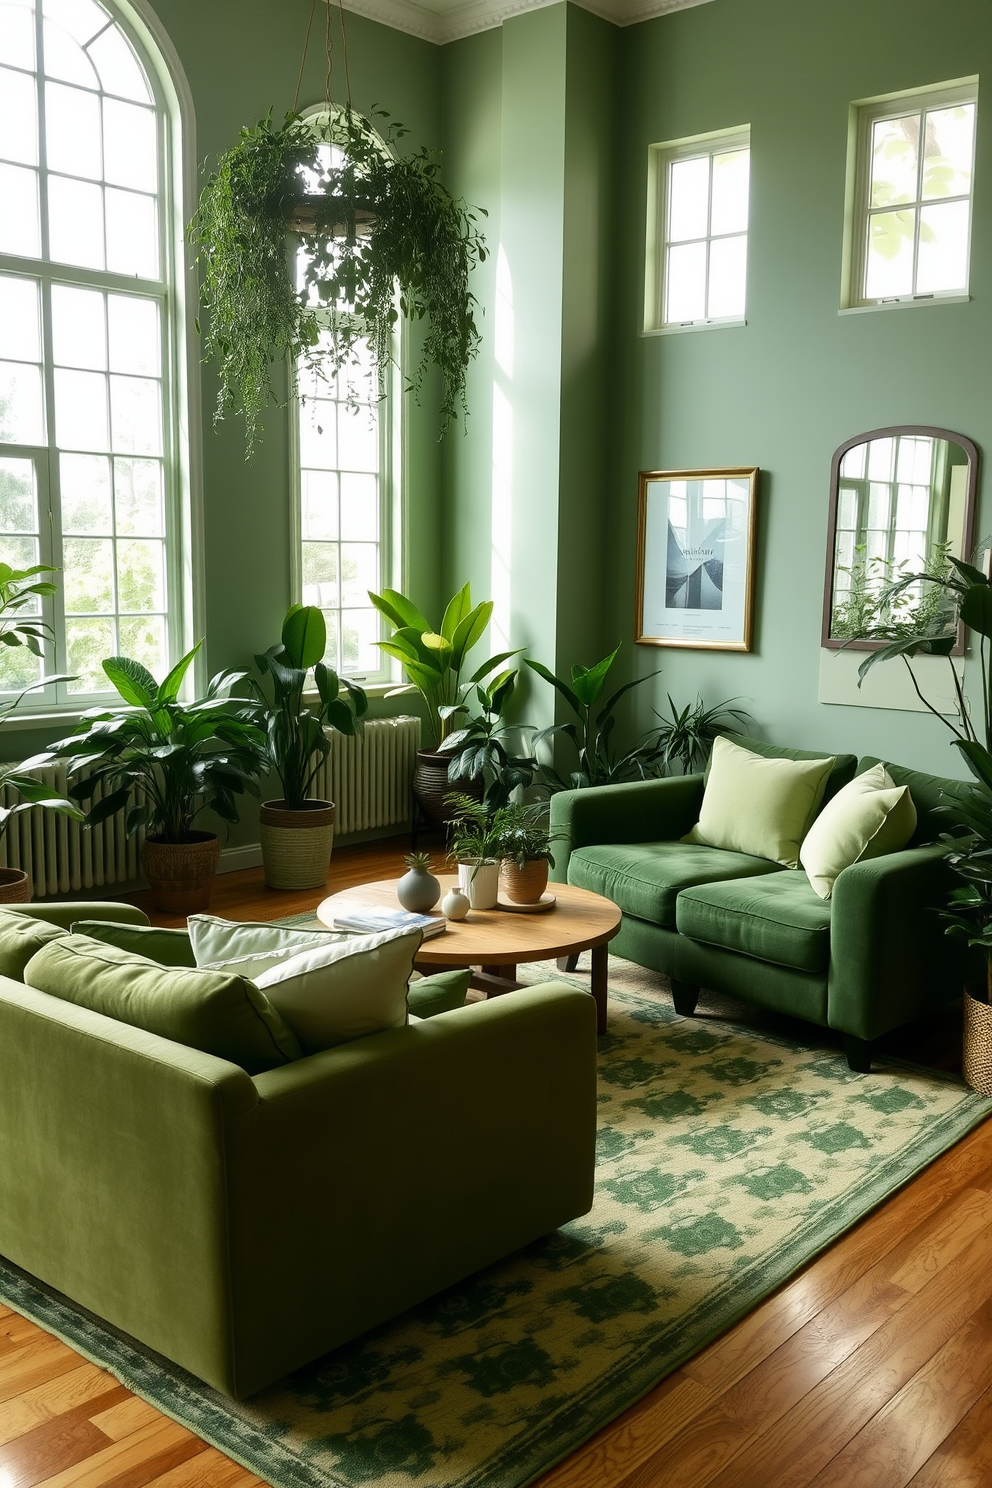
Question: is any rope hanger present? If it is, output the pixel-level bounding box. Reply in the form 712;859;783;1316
293;0;353;117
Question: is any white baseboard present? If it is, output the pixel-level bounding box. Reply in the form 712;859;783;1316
218;842;263;874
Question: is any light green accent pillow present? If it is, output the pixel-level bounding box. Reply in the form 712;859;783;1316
0;909;67;980
24;934;302;1073
187;914;349;980
683;735;836;868
799;763;917;899
250;927;423;1054
71;919;197;968
408;967;472;1018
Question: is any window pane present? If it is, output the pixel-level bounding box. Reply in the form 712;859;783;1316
119;614;164;673
897;437;932;485
42;17;98;88
88;23;151;103
668;155;709;242
114;457;162;534
837;487;858;529
867;438;895;481
60;452;112;533
707;234;747;318
0;275;41;361
63;536;114;612
45;81;101;180
0;360;44;443
0;3;36;71
340;473;377;540
108;295;159;376
301;470;338;540
864;210;915;298
923;103;975;201
0;456;38;533
52;283;107;370
0;162;40;257
665;240;707;321
65;615;114;692
105;188;157;278
110;375;162;455
916;199;970;293
54;367;108;450
840;445;866;479
320;609;339;669
117;537;164;612
337;406;378;473
340;543;377;606
710;149;749;236
43;0;107;46
48;174;104;268
103;99;156;191
341;606;379;673
868;482;891;529
302;542;338;608
896;483;929;530
870;114;919;209
299;403;337;468
0;66;37;165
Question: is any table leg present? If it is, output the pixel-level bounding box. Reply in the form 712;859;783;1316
590;944;607;1035
557;954;580;973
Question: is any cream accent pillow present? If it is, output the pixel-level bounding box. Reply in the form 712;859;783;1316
799;763;917;899
683;735;836;868
249;926;423;1053
187;915;350;981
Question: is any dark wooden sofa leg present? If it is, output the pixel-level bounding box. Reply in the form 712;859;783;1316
844;1035;874;1073
670;978;699;1017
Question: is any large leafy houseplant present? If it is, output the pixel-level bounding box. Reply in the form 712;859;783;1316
188;107;487;455
525;646;664;791
649;695;753;775
435;665;540;814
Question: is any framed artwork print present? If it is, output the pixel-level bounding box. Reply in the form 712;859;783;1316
635;466;758;651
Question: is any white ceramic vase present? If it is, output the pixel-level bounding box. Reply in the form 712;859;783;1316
457;859;500;910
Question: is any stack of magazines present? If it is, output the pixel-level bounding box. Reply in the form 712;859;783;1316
332;905;447;939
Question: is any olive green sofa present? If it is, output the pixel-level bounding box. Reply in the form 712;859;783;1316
551;739;976;1072
0;903;597;1397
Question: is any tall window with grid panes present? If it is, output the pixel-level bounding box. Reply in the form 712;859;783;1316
0;0;185;704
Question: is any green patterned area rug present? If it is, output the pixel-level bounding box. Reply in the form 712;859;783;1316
0;961;988;1488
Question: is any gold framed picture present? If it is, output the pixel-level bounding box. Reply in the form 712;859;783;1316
635;467;758;651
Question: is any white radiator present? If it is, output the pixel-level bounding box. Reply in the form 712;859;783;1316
314;714;420;836
0;714;421;896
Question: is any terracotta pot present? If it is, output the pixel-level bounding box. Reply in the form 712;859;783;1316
141;832;219;915
412;750;483;834
0;867;31;904
500;858;549;905
260;799;336;891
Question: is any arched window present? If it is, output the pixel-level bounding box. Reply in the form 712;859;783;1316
0;0;190;702
293;112;395;685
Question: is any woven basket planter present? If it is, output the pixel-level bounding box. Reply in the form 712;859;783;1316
142;833;219;916
500;858;549;905
963;981;992;1098
0;867;31;904
260;799;335;891
412;750;483;834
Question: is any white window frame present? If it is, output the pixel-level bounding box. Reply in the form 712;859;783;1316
0;0;198;716
842;77;978;311
644;125;750;335
289;108;401;690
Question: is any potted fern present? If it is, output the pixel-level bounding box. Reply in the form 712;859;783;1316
188;106;487;456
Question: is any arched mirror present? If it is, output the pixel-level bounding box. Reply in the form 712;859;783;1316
821;426;979;652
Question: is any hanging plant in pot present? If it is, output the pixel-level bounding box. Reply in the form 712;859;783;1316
249;604;367;890
36;644;268;915
187;103;488;457
368;582;521;833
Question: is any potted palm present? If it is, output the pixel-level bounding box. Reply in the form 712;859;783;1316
369;582;519;831
188;106;487;456
36;644;268;914
496;802;565;906
0;562;82;901
250;604;367;890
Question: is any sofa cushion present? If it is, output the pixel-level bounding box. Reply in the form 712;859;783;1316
0;909;67;980
24;934;302;1073
676;871;832;973
710;736;858;804
857;756;975;844
408;967;472;1017
685;735;836;868
568;841;783;928
799;764;917;898
71;919;198;968
187;914;349;977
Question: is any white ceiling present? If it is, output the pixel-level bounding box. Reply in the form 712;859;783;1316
344;0;713;47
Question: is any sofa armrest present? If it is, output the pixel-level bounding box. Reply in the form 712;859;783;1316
829;844;978;1040
550;776;705;882
6;901;150;929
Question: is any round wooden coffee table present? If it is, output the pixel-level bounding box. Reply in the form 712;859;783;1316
316;877;622;1034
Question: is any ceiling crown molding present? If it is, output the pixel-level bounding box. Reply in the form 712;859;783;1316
343;0;713;46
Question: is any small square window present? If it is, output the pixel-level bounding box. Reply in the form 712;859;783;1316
844;80;977;307
645;127;750;332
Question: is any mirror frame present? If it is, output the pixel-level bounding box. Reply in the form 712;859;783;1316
821;425;979;654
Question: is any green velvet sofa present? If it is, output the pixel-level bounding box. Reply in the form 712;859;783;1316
0;902;597;1397
551;739;976;1072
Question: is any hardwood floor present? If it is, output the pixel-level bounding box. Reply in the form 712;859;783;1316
2;836;989;1488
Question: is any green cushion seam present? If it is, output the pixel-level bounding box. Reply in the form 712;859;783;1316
678;895;830;937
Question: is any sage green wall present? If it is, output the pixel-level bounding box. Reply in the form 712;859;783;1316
610;0;992;778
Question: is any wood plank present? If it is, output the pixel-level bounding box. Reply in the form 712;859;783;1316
0;1340;87;1406
0;1366;119;1449
906;1384;992;1488
141;1448;258;1488
0;1407;117;1488
32;1419;200;1488
87;1401;161;1446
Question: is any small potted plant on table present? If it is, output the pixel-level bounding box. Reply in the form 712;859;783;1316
445;793;505;911
497;802;564;906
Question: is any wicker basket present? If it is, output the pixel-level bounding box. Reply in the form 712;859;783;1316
260;799;335;891
141;833;219;915
963;986;992;1098
0;867;30;903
